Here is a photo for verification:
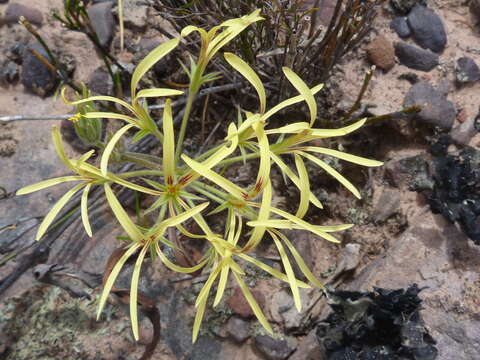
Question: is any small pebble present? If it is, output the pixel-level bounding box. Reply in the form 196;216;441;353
365;35;396;71
455;57;480;85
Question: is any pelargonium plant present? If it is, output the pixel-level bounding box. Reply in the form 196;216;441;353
17;10;382;343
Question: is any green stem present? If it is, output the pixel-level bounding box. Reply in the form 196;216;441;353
122;152;161;170
175;91;196;163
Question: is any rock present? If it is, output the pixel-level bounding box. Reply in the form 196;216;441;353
289;330;322;360
0;59;19;86
373;188;401;223
451;117;478;146
403;81;456;130
329;243;361;282
395;42;438;72
121;0;148;30
0;0;9;4
87;67;112;95
390;0;426;14
87;2;115;47
470;0;480;21
271;288;314;331
227;287;265;319
384;155;432;189
390;16;411;38
225;316;250;343
254;335;298;360
455;57;480;85
4;3;43;26
365;35;395;71
20;44;58;97
407;5;447;53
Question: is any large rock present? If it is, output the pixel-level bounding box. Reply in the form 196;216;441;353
20;43;58;97
450;117;478;146
87;2;115;47
395;42;438;72
341;215;480;360
407;5;447;53
122;0;148;30
403;81;456;130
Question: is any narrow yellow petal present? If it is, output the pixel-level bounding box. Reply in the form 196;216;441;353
130;245;149;341
213;261;230;307
104;183;143;242
135;88;183;100
195;262;223;307
84;112;138;126
101;124;135;176
52;127;76;172
298;151;361;199
182;155;247;200
162;99;175;182
309;118;367;138
275;230;325;289
283;67;317;126
97;243;141;319
224;52;266;113
263;84;323;121
233;272;272;334
81;183;93;237
264;122;310;135
16;176;84;195
297;146;383;167
294;153;310;218
131;38;180;98
236;253;311;288
243;179;271;251
270;152;322;209
61;87;135;114
154;241;209;273
269;230;301;311
152;202;209;238
36;183;85;240
250;121;270;196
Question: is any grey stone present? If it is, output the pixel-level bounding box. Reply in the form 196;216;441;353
254;335;298;360
384;155;432;189
407;5;447;53
403;81;456;130
390;16;411;38
122;0;148;30
455;57;480;85
373;188;401;223
87;2;115;47
226;316;250;343
87;67;112;95
470;0;480;21
20;44;58;97
0;59;19;86
4;3;43;26
395;42;438;72
450;117;478;146
390;0;426;14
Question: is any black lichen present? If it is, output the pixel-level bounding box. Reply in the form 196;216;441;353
316;284;438;360
427;136;480;244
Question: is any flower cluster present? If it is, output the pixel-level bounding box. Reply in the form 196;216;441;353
17;10;382;343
